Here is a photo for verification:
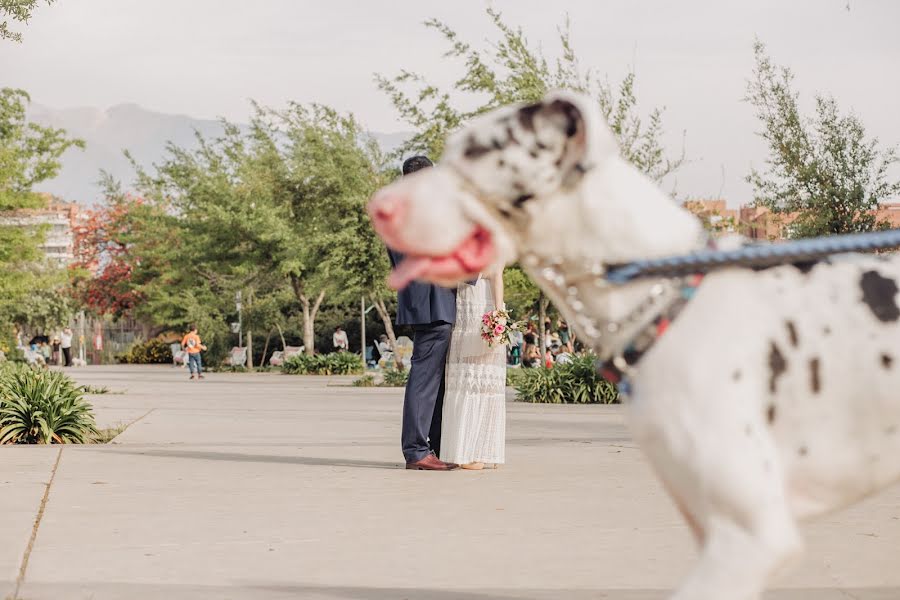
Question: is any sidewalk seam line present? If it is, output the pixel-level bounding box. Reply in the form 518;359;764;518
109;407;156;443
12;446;63;600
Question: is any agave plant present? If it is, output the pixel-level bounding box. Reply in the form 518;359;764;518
0;365;98;444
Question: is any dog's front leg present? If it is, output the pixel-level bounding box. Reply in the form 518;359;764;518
632;383;805;600
668;512;800;600
658;427;804;600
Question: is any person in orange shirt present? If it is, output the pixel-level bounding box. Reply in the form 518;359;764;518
181;324;207;380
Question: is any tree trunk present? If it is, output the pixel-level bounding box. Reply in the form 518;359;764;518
298;290;325;355
539;292;549;364
275;323;287;350
290;275;325;356
372;295;403;370
260;330;271;369
246;329;254;370
360;297;366;359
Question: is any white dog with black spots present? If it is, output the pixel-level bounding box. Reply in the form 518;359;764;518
368;91;900;600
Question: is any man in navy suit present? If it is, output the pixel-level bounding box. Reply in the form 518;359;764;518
388;155;460;471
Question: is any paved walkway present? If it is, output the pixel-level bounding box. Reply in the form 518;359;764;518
1;365;898;599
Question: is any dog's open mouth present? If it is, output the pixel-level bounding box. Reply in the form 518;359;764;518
388;227;495;289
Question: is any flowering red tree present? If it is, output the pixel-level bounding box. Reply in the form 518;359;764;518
70;197;144;317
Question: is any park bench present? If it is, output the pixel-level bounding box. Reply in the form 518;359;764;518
269;345;303;367
228;346;248;367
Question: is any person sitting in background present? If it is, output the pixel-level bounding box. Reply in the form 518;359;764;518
551;342;573;366
524;343;541;368
522;322;537;364
376;334;392;357
39;341;51;364
332;326;349;352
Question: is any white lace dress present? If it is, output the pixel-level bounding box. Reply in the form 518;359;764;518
441;277;507;465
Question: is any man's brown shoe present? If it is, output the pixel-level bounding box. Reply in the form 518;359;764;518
406;454;459;471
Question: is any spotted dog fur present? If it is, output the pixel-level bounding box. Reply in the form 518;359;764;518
368;91;900;600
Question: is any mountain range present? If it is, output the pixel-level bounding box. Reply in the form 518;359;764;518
26;103;411;204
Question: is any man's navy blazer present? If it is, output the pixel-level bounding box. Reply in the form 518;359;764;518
387;248;458;326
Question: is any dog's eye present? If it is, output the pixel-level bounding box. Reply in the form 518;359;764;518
513;194;534;208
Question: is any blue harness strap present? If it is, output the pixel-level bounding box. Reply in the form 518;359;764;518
605;229;900;284
596;228;900;396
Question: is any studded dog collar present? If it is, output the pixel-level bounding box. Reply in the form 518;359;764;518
447;163;710;395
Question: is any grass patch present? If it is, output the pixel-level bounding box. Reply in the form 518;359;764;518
90;424;127;444
79;384;110;395
352;374;377;387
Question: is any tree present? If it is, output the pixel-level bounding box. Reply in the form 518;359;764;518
376;7;683;181
1;0;55;43
271;104;389;354
127;103;388;356
70;182;144;318
0;88;83;327
376;8;686;342
746;41;899;239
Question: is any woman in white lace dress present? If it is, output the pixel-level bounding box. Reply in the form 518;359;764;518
441;272;506;470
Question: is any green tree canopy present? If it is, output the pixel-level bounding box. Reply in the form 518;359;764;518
746;41;899;238
1;0;55;42
0;88;82;329
123;103;389;356
377;8;685;343
376;7;683;181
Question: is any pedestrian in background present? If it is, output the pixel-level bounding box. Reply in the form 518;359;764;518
333;326;349;352
181;324;207;380
51;336;61;365
60;328;73;367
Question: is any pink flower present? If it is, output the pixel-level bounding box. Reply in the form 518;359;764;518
494;325;505;335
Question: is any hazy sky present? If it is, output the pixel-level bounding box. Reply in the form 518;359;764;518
3;0;899;203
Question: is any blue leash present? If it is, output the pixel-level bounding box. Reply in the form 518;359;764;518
605;229;900;284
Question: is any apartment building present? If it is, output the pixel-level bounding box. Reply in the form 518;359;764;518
0;195;79;266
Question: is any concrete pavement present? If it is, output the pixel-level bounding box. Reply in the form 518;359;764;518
1;365;898;599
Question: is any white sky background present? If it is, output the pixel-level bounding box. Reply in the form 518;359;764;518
3;0;899;204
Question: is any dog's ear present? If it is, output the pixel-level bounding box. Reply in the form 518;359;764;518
517;91;617;189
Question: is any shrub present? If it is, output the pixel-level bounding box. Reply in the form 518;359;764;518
282;352;364;376
513;353;619;404
506;368;525;387
117;338;173;364
0;364;98;444
381;368;409;387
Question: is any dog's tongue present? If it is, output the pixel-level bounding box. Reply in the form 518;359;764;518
387;228;494;290
388;255;463;289
388;256;432;289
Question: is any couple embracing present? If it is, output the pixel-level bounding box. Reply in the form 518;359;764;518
388;156;507;472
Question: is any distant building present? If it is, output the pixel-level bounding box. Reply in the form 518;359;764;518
0;195;79;266
682;199;740;234
684;199;900;240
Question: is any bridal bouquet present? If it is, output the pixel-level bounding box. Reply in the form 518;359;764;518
481;308;520;348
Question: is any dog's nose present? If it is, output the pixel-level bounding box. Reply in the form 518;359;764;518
368;191;407;233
